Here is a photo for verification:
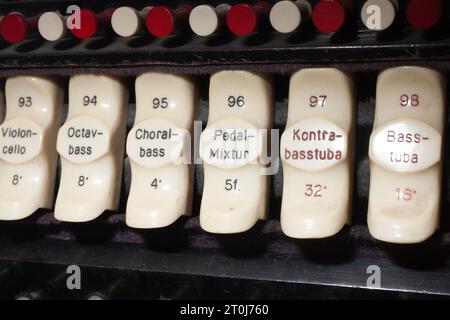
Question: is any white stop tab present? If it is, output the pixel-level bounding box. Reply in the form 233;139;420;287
199;70;273;234
57;116;110;164
0;76;63;221
54;74;128;223
368;66;446;244
280;68;355;239
125;73;197;229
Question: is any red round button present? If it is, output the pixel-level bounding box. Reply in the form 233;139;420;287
312;0;346;33
71;9;99;39
146;6;176;37
227;4;258;36
407;0;442;30
0;13;29;44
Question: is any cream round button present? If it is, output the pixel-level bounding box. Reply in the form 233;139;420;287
111;6;142;37
361;0;397;31
126;118;187;169
281;117;347;172
0;118;43;164
57;116;110;164
270;0;303;33
38;12;66;41
189;5;220;36
200;117;262;169
369;119;441;173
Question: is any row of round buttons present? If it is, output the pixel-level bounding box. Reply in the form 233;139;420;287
0;0;444;44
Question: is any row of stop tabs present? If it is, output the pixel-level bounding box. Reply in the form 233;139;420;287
0;66;446;244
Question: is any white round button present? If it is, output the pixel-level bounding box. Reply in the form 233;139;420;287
361;0;397;31
111;6;141;37
270;0;302;33
189;5;220;36
38;12;66;41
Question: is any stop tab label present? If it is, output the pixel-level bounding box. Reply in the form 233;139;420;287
280;117;347;172
57;115;111;164
0;117;43;164
369;119;441;173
